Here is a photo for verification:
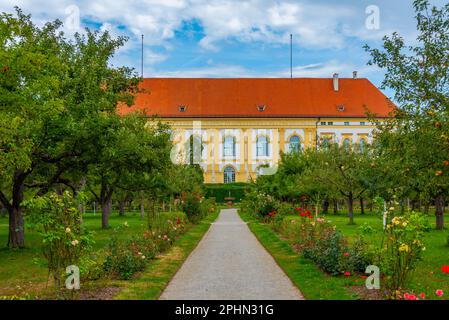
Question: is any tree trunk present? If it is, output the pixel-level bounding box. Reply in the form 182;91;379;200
8;206;25;248
360;197;365;215
322;199;329;214
333;199;338;215
140;198;145;220
435;194;445;230
118;200;126;216
7;170;27;248
100;185;113;229
347;193;354;224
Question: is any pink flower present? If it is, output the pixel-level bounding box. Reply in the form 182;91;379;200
442;265;449;274
436;289;444;297
420;292;425;299
404;293;410;300
343;252;350;257
344;272;350;277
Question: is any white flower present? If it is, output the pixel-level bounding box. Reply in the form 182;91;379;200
71;240;79;246
124;221;129;227
141;255;146;259
65;227;71;233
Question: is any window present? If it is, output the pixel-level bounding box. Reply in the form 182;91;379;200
223;136;236;157
359;138;366;152
289;135;301;153
224;166;235;184
321;138;330;149
178;105;187;112
343;138;351;151
256;136;269;157
321;121;326;125
187;135;202;165
344;122;350;126
327;122;334;125
257;105;266;112
360;121;366;126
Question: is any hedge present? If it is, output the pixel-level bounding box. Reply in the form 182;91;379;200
204;183;247;203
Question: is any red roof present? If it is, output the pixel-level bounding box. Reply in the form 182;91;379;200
119;78;394;118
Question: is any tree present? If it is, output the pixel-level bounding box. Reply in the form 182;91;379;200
86;115;171;229
308;142;372;224
0;8;139;247
365;0;449;229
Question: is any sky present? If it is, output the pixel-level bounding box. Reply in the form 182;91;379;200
1;0;446;99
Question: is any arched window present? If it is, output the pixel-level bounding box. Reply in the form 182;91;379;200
289;135;301;153
359;138;366;153
223;136;236;157
224;166;235;184
256;136;269;157
343;138;351;151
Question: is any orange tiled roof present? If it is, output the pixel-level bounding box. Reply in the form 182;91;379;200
119;78;394;118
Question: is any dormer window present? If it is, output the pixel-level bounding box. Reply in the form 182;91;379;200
257;105;266;112
337;104;345;112
178;105;187;112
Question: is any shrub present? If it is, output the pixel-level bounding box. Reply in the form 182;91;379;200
26;191;93;295
182;193;202;223
103;229;157;279
381;213;427;298
204;183;247;203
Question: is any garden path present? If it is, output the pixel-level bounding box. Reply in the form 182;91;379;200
159;208;304;300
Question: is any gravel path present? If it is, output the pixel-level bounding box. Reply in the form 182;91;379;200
159;209;304;300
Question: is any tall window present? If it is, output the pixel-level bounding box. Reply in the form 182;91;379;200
289;136;301;153
321;138;330;149
187;135;202;165
223;136;236;157
359;138;366;153
256;136;269;157
224;166;235;184
343;138;351;151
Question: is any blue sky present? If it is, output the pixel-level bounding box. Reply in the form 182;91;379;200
1;0;446;99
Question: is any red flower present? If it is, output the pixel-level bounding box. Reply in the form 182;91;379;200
420;292;425;299
344;272;350;277
176;217;181;225
343;252;350;257
442;265;449;274
404;293;410;300
361;275;367;279
436;289;444;297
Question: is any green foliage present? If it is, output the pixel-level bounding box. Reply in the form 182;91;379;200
381;212;428;297
181;193;202;223
204;183;246;203
25;191;93;293
103;216;188;280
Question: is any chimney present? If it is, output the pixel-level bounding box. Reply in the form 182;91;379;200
333;73;339;91
353;71;358;79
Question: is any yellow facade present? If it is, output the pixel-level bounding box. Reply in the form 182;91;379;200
164;117;374;183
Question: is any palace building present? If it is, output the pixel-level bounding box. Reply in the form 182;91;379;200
120;74;393;184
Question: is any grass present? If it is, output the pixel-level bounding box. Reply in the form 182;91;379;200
239;211;358;300
0;210;190;298
115;209;219;299
242;209;449;300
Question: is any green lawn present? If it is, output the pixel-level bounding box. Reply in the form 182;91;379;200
0;210;185;298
